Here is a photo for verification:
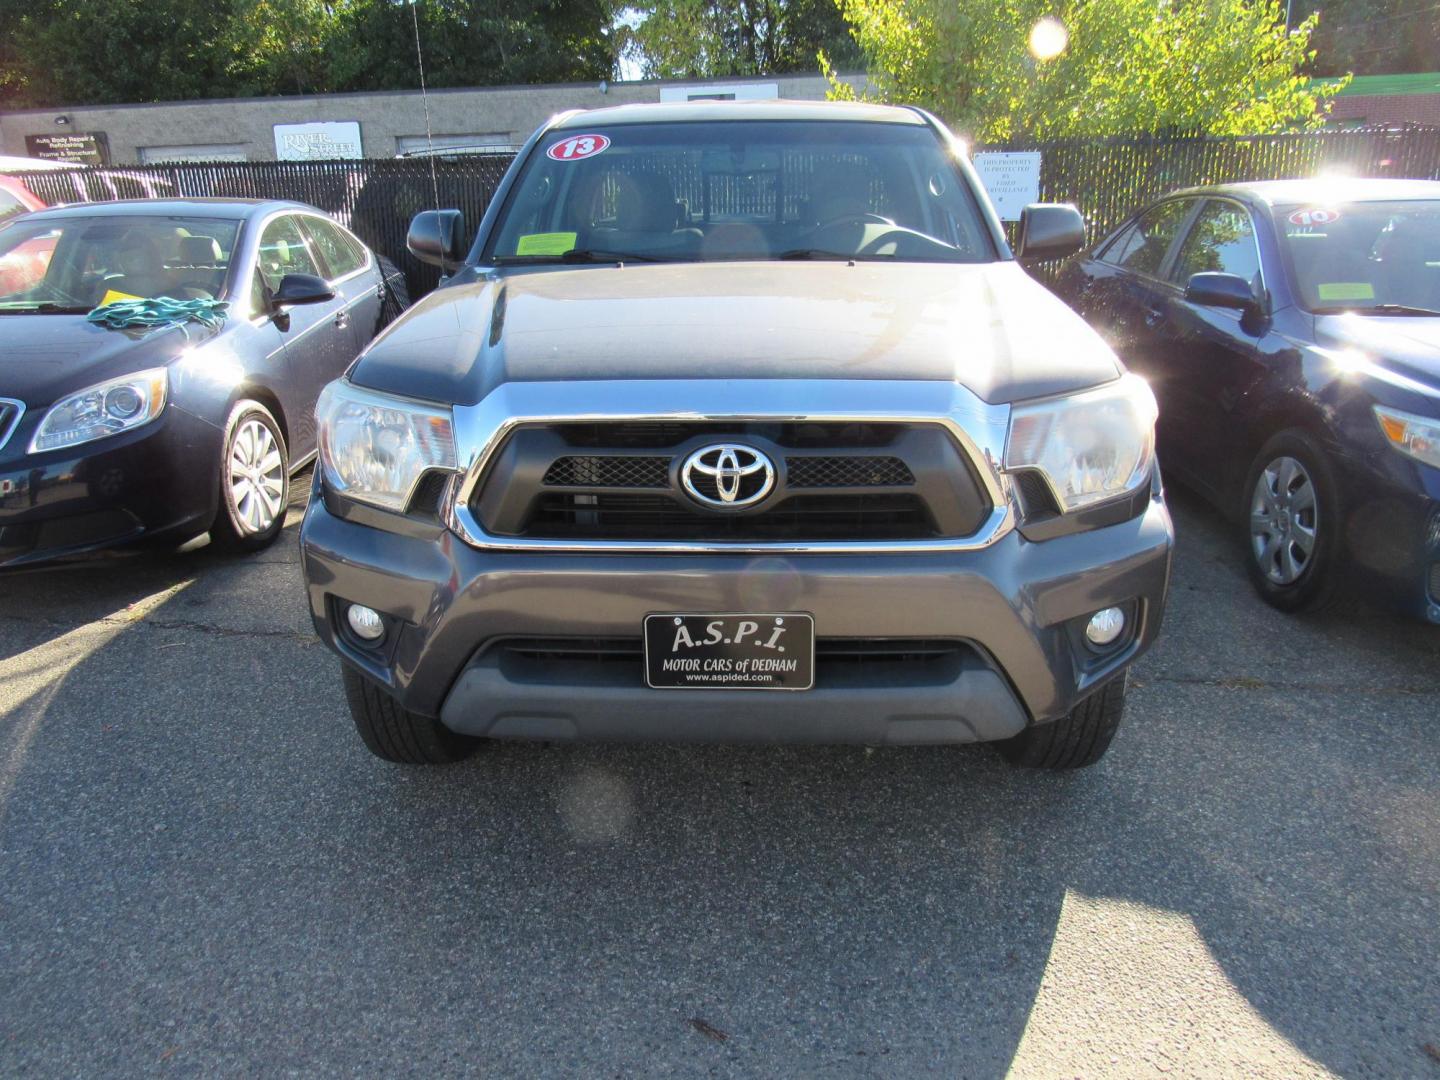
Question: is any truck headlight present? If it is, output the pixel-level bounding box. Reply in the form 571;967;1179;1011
1004;374;1157;512
316;380;457;512
29;368;168;453
1374;405;1440;469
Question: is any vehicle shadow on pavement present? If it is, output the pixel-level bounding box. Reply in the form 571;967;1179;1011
0;486;1435;1077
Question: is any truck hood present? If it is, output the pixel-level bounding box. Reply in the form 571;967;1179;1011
1314;313;1440;393
350;260;1122;406
0;314;214;409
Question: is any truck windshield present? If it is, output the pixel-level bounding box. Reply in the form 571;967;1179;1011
1277;199;1440;313
486;120;997;265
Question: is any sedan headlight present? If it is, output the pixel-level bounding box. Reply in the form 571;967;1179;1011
29;368;168;453
1374;405;1440;469
316;380;457;512
1005;374;1158;512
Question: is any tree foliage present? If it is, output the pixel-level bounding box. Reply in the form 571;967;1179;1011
0;0;622;109
824;0;1347;141
1305;0;1440;77
623;0;860;80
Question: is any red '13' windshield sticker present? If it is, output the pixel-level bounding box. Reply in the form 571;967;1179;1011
547;134;610;162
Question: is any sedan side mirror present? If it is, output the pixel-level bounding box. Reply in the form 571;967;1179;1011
270;273;335;308
1185;272;1260;313
1016;204;1086;261
407;209;467;270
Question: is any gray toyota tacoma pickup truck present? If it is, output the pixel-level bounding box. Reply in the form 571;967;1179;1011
300;101;1173;769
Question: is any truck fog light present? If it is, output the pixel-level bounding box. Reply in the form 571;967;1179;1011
1085;606;1126;648
346;603;386;642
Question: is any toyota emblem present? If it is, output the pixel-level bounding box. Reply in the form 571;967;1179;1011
680;443;775;509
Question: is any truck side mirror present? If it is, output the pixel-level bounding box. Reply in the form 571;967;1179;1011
407;210;467;270
1016;204;1086;261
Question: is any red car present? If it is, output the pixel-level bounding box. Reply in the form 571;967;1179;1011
0;173;46;222
0;174;51;294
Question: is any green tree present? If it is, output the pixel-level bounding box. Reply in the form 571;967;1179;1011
824;0;1346;141
1304;1;1440;77
0;0;621;109
625;0;860;79
0;0;246;109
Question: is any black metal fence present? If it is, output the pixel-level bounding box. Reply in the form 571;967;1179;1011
14;157;515;297
12;127;1440;296
982;126;1440;249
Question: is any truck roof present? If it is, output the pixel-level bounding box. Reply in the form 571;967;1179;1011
551;100;929;128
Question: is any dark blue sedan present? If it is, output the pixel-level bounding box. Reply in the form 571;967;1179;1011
1054;179;1440;622
0;199;405;568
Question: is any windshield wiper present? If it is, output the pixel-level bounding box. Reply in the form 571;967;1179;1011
1315;303;1440;317
777;249;855;261
0;302;91;315
493;249;674;265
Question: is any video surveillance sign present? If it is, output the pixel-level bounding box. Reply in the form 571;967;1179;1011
972;151;1042;222
274;122;364;161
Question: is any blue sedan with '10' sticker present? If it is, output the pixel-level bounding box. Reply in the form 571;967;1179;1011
1054;179;1440;623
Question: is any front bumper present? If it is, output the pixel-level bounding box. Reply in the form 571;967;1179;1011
0;407;222;569
301;482;1174;745
1334;449;1440;624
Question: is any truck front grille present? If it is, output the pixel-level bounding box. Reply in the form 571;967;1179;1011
493;636;970;685
527;492;936;541
470;420;991;543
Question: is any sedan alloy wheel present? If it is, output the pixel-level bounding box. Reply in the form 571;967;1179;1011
1250;454;1319;586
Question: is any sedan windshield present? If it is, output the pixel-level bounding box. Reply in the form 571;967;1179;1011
0;214;240;312
486;120;996;265
1277;199;1440;313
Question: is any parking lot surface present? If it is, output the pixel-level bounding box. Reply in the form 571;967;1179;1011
1;480;1436;1078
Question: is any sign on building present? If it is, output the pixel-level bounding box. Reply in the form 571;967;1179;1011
273;122;364;161
140;144;248;164
971;151;1042;222
24;132;109;166
659;82;779;103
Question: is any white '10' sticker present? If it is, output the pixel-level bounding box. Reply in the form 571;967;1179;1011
546;134;611;162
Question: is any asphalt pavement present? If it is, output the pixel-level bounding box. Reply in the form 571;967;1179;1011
0;479;1436;1078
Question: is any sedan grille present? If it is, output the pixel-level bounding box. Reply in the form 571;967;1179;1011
0;400;21;454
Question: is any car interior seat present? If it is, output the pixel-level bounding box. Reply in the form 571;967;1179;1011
588;171;702;256
105;235;169;300
168;235;226;300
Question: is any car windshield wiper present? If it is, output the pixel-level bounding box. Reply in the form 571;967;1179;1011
493;249;675;265
1315;303;1440;317
776;248;855;261
0;302;91;315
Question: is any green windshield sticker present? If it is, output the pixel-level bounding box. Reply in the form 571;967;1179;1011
1317;282;1375;302
516;232;577;256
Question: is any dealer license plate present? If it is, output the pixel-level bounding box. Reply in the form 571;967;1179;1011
643;613;815;690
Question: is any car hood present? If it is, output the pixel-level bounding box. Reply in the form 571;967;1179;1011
350;261;1122;407
0;314;215;408
1314;313;1440;393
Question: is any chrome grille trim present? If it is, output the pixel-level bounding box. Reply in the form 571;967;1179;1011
0;399;23;454
447;379;1014;554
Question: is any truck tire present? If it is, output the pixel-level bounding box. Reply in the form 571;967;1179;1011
1000;674;1126;769
341;663;477;764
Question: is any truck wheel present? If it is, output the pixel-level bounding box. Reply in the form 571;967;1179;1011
341;663;477;764
1000;674;1126;769
212;400;288;553
1242;429;1341;614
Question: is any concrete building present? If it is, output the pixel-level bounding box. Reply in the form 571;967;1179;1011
0;73;870;166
